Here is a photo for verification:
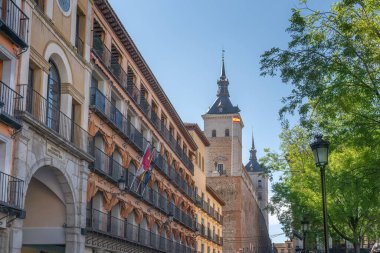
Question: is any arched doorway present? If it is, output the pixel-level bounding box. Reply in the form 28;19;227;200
21;166;75;253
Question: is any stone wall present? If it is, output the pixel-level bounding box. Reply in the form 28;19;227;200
207;176;272;253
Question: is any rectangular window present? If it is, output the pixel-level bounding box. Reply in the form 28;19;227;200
217;164;224;174
212;129;216;137
75;8;85;56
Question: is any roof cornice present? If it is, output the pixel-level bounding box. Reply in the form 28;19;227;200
184;123;210;147
93;0;197;151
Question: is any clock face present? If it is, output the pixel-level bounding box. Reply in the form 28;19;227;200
58;0;70;12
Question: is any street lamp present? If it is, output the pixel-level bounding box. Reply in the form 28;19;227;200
301;217;310;253
118;176;126;191
310;134;330;253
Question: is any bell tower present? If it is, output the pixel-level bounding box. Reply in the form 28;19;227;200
202;51;244;177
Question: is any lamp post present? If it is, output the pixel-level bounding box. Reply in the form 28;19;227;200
310;134;330;253
301;217;310;253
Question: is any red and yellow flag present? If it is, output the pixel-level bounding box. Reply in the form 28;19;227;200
232;117;241;123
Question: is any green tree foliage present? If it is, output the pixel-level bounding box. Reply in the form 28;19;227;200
260;0;380;146
260;0;380;251
261;127;380;252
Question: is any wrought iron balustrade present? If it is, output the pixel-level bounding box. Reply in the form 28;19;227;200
110;63;128;87
92;36;111;68
91;147;123;183
18;85;89;153
126;80;140;103
0;171;24;210
138;98;151;117
90;87;144;152
0;81;22;128
87;208;196;252
0;0;29;47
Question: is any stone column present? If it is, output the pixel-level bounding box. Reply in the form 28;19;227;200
0;228;10;253
8;219;23;253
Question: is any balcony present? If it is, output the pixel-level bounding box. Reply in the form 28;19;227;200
0;0;29;48
90;87;146;154
92;36;111;68
195;195;223;225
87;208;195;253
90;147;123;183
138;98;151;117
0;81;22;129
17;86;91;160
0;171;25;217
158;125;194;175
126;168;195;231
91;38;194;175
152;153;195;201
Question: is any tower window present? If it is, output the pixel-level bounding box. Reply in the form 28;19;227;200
225;128;230;137
258;192;262;200
212;130;216;137
258;180;262;188
217;164;224;174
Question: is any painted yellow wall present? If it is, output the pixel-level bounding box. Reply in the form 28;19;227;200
52;0;73;42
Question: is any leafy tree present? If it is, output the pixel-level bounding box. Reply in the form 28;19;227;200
261;126;380;253
260;0;380;146
260;1;380;251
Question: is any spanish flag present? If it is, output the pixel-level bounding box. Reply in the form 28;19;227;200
232;117;241;123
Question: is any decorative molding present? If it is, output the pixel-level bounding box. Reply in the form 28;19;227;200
61;83;85;104
30;47;51;73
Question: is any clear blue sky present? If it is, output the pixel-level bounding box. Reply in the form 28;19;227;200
108;0;333;244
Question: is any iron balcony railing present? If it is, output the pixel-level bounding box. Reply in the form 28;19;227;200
127;168;195;231
196;223;222;246
111;63;128;87
87;208;196;253
0;171;24;210
0;81;22;128
139;98;151;117
92;36;111;68
90;147;123;183
126;78;139;103
195;195;223;224
89;146;196;230
0;0;29;48
17;85;89;153
91;37;194;175
152;152;195;201
90;87;147;153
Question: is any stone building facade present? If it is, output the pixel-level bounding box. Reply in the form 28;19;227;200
186;123;224;253
1;0;200;253
203;56;272;253
84;0;198;252
1;0;93;252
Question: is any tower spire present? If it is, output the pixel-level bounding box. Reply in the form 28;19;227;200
221;49;226;79
217;50;230;97
250;128;257;161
